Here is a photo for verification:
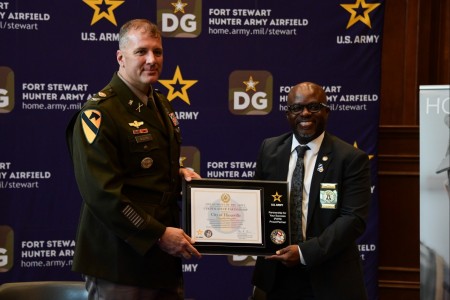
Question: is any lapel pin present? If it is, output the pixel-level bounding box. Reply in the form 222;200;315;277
317;163;324;173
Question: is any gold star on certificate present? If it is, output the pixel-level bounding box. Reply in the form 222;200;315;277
243;76;259;92
340;0;381;29
272;192;282;202
159;66;198;105
353;141;374;160
171;0;188;13
196;229;203;235
83;0;124;26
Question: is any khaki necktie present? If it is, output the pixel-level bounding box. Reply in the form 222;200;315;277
147;94;164;126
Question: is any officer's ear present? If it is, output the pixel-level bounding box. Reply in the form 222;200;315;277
117;50;124;66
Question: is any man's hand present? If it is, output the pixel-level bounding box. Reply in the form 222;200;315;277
179;167;201;181
265;245;300;267
158;227;202;259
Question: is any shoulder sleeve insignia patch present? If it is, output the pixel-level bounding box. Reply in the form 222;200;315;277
81;109;102;144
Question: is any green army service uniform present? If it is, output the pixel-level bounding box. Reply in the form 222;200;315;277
66;72;183;289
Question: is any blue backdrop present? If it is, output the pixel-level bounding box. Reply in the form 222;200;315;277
0;1;384;299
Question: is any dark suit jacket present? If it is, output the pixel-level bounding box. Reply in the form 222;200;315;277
252;132;371;300
66;73;183;289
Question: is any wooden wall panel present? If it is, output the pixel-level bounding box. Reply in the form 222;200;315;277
380;0;419;125
378;0;449;298
417;0;450;85
378;126;420;299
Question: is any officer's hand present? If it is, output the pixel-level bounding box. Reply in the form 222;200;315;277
158;227;202;259
265;245;300;267
180;168;201;181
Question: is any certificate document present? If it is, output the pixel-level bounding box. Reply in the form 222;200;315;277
182;179;289;255
190;187;262;244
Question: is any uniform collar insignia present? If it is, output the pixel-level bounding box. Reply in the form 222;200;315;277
136;102;144;112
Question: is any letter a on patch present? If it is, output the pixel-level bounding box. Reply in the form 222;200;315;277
81;109;102;144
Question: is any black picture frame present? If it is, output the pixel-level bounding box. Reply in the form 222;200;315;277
182;178;290;255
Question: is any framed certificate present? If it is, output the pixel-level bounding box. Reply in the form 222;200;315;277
182;178;290;255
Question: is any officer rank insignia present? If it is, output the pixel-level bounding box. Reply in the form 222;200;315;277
81;109;102;144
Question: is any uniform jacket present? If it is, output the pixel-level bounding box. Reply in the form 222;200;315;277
252;132;371;300
66;73;183;289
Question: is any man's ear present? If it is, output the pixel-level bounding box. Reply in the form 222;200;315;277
116;50;123;65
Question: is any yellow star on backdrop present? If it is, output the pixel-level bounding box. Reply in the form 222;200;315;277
171;0;188;13
340;0;381;29
353;141;374;160
272;192;282;202
83;0;124;26
159;66;198;105
243;76;259;92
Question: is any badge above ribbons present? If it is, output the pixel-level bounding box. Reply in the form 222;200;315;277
81;109;102;144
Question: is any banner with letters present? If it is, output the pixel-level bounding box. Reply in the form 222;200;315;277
0;1;384;299
419;85;450;299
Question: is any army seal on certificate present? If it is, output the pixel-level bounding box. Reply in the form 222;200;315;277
270;229;286;245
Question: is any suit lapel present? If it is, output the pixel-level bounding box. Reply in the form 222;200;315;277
275;135;293;181
307;133;333;227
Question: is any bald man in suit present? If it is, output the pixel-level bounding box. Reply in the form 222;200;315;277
251;82;371;300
